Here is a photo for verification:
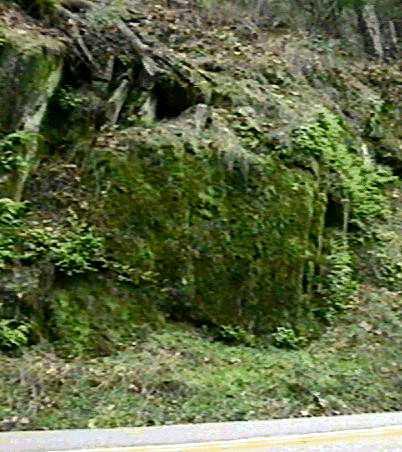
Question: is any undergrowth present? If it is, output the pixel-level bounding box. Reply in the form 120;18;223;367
0;286;400;431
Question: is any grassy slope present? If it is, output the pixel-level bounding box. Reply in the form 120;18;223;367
0;286;400;431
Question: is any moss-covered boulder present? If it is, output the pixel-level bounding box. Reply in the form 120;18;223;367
87;119;319;331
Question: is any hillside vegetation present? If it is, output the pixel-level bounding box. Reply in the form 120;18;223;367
0;0;400;430
0;287;401;430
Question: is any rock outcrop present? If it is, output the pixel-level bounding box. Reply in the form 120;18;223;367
0;1;400;351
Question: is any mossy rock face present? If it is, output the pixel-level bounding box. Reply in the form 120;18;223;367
0;2;400;351
48;276;164;355
366;103;402;176
0;26;63;134
86;121;319;332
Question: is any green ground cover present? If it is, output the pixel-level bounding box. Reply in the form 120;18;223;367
0;286;400;431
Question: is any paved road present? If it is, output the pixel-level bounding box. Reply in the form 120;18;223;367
1;412;401;451
72;426;402;451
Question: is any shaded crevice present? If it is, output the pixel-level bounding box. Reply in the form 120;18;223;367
153;78;203;120
373;147;402;177
324;194;344;229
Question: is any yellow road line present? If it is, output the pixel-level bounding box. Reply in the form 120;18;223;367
57;425;402;452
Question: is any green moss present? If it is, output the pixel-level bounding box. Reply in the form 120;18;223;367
0;3;399;351
290;110;395;227
85;120;319;332
0;26;63;134
365;102;402;175
48;277;164;356
41;86;101;152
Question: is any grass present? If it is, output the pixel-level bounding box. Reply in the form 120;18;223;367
0;286;400;431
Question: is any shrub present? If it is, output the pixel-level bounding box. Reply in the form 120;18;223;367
0;303;30;351
0;202;106;276
215;325;257;346
0;320;29;350
0;132;36;174
25;222;106;276
272;326;306;349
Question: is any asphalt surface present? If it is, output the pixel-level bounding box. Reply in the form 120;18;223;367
1;412;401;451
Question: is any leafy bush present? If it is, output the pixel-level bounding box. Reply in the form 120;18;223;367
57;88;88;111
0;319;29;350
25;221;106;276
360;198;402;291
367;233;402;290
0;303;30;351
215;325;257;346
0;198;26;226
287;111;396;315
0;132;36;174
272;326;306;349
0;202;106;275
0;199;27;268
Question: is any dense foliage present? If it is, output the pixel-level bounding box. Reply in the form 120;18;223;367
0;0;400;431
0;0;400;353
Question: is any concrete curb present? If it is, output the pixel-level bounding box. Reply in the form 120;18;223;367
1;411;402;451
